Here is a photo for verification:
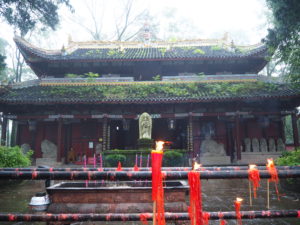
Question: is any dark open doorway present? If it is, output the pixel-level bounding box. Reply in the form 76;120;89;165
110;120;138;150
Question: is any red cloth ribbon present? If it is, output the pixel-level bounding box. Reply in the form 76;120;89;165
134;164;139;171
202;212;210;225
116;161;122;171
188;170;203;225
218;212;227;225
248;167;260;198
140;213;151;225
151;150;165;225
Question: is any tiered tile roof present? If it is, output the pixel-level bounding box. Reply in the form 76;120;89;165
15;36;267;62
1;80;299;105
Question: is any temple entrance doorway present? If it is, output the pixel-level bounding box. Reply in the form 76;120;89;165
152;119;187;150
110;120;138;150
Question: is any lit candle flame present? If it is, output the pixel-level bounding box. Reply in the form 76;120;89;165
249;164;257;170
155;141;165;151
193;162;202;170
236;197;243;202
267;158;274;167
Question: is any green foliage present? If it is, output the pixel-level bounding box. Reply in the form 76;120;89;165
264;0;300;82
210;45;223;51
105;154;126;167
105;149;151;155
159;48;167;56
152;75;161;81
84;72;100;78
107;49;118;57
8;81;288;101
193;48;205;55
0;54;6;81
65;73;82;78
163;150;183;167
197;72;205;78
0;0;73;35
276;149;300;166
0;146;32;167
137;138;154;149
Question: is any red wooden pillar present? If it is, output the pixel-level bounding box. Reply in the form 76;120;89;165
235;115;241;160
187;115;193;153
1;116;7;145
57;119;63;162
291;113;299;147
102;118;108;151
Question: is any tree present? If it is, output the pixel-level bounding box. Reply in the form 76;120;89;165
0;54;5;81
0;38;8;82
0;0;72;82
264;0;300;82
64;0;151;41
0;0;72;36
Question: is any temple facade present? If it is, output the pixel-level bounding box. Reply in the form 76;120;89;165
0;36;299;165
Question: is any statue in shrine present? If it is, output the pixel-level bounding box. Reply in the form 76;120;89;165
139;112;152;139
200;134;226;156
67;147;76;163
244;138;251;152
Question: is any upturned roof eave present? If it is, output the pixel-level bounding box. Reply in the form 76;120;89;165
14;36;268;63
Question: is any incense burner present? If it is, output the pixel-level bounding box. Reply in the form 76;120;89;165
46;181;188;224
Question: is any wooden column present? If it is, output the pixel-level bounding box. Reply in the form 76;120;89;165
102;118;108;151
291;113;299;147
187;115;193;153
1;116;7;146
235;115;241;160
56;119;63;162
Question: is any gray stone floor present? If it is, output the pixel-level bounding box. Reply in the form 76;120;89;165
0;179;299;225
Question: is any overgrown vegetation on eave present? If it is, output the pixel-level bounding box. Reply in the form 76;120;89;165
6;81;287;100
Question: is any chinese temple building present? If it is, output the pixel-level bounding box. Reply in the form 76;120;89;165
0;36;299;165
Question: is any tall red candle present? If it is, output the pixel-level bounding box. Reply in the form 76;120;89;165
234;198;243;225
248;164;260;198
188;162;203;225
151;141;165;225
266;158;280;200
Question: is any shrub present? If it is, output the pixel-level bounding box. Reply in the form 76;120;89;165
163;150;183;167
275;149;300;166
105;154;126;167
0;145;32;167
275;149;300;191
137;138;153;149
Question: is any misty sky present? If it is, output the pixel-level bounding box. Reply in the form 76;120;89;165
1;0;270;50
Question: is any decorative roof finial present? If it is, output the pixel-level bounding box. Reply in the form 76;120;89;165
142;22;151;44
68;34;73;45
61;45;66;55
223;32;229;42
